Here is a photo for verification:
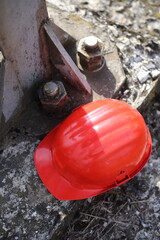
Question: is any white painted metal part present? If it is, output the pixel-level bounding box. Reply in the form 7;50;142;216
0;0;48;130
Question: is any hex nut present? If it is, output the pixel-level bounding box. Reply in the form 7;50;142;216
39;81;69;113
77;36;105;72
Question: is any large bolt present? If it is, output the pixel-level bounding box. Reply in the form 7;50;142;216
77;36;105;72
43;82;59;97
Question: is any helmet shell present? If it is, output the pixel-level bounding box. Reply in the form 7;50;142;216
34;99;152;200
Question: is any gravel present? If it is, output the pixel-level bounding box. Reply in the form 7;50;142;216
48;0;160;239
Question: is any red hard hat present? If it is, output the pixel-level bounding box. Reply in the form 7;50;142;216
34;99;152;200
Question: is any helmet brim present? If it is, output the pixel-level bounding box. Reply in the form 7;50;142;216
34;125;107;200
34;123;152;201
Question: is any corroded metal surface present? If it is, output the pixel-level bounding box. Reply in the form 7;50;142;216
39;81;69;114
42;9;126;114
44;22;91;94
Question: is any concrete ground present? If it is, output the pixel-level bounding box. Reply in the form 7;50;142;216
0;101;84;240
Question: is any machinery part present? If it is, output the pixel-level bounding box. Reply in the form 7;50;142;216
34;99;152;200
77;36;105;72
50;11;126;100
39;81;69;113
43;22;91;94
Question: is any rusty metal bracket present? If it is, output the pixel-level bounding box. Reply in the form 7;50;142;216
39;15;126;111
43;21;91;94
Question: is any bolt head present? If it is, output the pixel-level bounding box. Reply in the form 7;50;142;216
44;82;59;97
84;36;98;50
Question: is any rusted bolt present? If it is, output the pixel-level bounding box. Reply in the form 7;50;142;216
77;36;105;72
43;82;59;97
39;81;69;114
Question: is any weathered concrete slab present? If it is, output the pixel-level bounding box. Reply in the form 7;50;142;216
0;102;83;240
133;78;160;112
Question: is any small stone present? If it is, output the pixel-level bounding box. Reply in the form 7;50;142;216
156;181;160;189
134;56;143;63
87;197;92;203
142;222;148;228
46;205;52;213
58;211;66;221
146;62;155;70
31;211;37;217
115;6;125;12
116;42;125;51
124;89;130;97
103;222;108;228
156;110;160;116
137;70;150;83
155;58;160;69
147;21;160;33
108;25;119;38
119;36;130;45
151;70;160;80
